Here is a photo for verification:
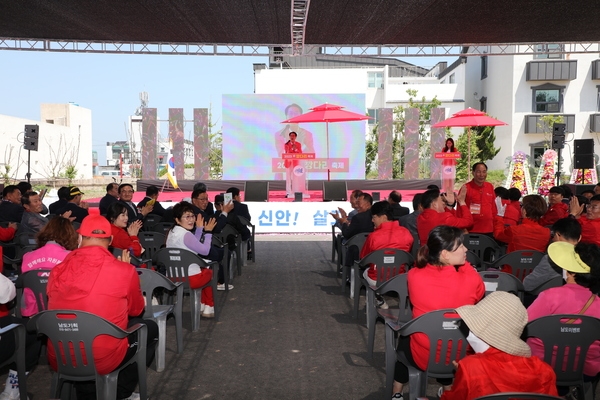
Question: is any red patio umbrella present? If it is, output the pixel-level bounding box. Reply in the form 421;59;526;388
433;108;507;180
282;103;371;180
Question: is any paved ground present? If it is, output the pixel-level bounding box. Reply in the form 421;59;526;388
7;234;399;399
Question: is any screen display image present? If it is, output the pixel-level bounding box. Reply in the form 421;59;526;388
222;94;366;180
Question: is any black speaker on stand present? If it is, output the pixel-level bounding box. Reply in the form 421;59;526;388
551;123;565;186
23;124;39;183
574;139;595;184
551;123;565;150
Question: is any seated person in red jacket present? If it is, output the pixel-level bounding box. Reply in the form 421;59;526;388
106;202;144;257
360;201;413;308
494;194;550;253
392;226;484;399
494;186;521;226
416;187;472;245
539;186;569;227
505;187;522;225
47;214;158;400
441;291;558;399
569;194;600;247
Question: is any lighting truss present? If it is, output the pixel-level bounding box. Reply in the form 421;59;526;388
0;38;598;57
291;0;310;56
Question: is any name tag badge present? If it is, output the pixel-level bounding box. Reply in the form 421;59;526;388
470;203;481;215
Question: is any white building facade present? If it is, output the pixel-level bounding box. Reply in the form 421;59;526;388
464;45;600;172
0;103;94;181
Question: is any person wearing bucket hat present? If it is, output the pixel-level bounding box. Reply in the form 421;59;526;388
391;226;485;399
528;241;600;383
441;291;558;399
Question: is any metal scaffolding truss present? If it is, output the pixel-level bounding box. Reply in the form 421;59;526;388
1;38;599;57
291;0;310;56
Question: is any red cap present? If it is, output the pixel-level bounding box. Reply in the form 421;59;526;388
77;215;111;238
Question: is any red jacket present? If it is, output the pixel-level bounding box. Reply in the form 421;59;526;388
360;221;413;281
408;263;485;370
441;348;558;400
578;216;600;246
538;202;568;227
493;217;550;253
110;224;143;257
503;200;521;226
459;180;497;233
0;225;16;317
417;206;473;246
47;245;145;375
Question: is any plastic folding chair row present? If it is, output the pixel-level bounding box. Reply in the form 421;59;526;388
153;247;219;332
137;268;183;373
28;310;148;400
340;232;369;294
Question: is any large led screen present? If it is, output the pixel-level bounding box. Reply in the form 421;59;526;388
222;94;366;180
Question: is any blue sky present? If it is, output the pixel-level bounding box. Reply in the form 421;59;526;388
0;50;456;164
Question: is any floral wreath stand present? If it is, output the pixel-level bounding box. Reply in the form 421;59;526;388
569;167;598;185
534;149;558;196
505;151;533;195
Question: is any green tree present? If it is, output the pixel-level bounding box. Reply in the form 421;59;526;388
365;125;379;178
207;106;223;179
474;125;501;162
455;130;479;181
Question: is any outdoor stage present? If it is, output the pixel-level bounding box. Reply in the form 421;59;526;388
126;179;439;233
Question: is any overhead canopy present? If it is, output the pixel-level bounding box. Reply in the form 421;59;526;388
1;0;599;54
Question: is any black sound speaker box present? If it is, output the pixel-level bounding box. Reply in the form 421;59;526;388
244;181;269;202
574;139;594;155
574;154;595;169
323;181;348;201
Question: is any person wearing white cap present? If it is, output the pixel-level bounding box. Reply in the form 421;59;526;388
527;241;600;393
441;291;558;399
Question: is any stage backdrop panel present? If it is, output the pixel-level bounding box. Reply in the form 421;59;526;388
377;108;394;179
404;108;420;179
169;108;185;180
222;94;366;180
194;108;210;180
430;107;446;179
141;108;157;180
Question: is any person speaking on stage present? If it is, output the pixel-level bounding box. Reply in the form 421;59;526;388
284;131;305;198
275;103;315;180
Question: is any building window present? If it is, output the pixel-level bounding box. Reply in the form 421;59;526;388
531;145;546;167
532;83;564;113
449;73;455;84
367;109;379;125
535;44;564;59
479;97;487;113
597;86;600;112
368;72;384;89
481;56;488;79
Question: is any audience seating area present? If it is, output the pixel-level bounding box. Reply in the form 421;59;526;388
0;211;255;400
334;218;600;399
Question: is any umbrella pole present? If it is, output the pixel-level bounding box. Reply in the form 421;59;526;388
326;122;330;181
468;127;472;181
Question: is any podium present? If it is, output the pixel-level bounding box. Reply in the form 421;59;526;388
435;152;461;192
282;153;315;197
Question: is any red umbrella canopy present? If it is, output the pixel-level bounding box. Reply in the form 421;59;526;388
281;103;371;123
432;114;507;128
451;107;487;117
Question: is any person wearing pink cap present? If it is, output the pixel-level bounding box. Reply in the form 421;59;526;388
47;214;157;400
